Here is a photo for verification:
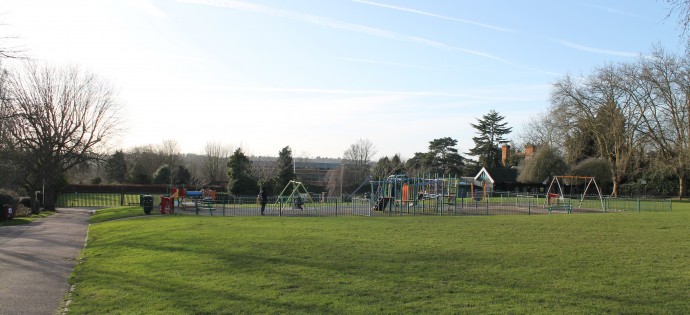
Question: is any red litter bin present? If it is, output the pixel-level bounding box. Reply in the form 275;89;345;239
160;197;173;215
1;204;15;221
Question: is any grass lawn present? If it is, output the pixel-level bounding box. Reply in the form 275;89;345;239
89;206;159;224
69;209;690;314
0;210;53;226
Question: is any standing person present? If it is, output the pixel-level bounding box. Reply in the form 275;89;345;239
259;187;268;215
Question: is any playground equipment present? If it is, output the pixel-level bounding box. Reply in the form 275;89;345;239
276;181;314;210
546;176;604;211
175;188;217;214
472;168;494;201
369;174;472;214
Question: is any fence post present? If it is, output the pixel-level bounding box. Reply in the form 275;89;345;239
604;198;608;213
528;198;531;215
637;198;641;212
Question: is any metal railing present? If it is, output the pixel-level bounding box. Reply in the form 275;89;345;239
56;192;673;216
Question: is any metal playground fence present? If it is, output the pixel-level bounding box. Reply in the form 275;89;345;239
56;192;673;217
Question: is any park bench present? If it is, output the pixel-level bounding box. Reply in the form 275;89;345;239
196;199;216;216
547;204;572;214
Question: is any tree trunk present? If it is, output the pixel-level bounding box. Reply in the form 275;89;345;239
30;197;40;215
679;175;685;200
43;188;57;211
609;158;619;197
610;180;619;198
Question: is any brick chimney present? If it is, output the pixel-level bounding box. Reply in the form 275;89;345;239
524;144;535;160
501;144;510;167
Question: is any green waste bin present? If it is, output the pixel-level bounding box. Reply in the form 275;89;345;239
142;195;154;215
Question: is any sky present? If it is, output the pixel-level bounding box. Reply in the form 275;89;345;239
1;0;683;160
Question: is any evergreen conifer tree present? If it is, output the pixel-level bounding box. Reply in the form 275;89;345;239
468;110;512;168
227;148;257;195
274;146;295;194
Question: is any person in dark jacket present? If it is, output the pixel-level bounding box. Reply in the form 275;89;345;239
259;187;268;215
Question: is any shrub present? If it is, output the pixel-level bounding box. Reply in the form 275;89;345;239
0;189;18;206
15;204;32;217
19;196;32;207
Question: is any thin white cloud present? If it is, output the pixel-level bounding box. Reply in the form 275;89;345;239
550;38;640;57
583;3;637;19
204;85;544;102
177;0;510;64
351;0;515;33
338;57;430;70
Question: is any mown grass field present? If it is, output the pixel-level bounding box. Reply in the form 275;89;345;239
0;211;53;226
69;205;690;314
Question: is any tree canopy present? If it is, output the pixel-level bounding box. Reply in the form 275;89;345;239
227;148;257;195
468;110;512;168
274;146;295;194
105;150;128;183
2;62;121;210
406;137;464;176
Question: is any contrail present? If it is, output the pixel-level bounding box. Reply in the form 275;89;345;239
352;0;515;33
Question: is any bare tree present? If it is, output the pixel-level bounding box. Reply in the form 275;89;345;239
635;48;690;198
158;139;180;186
515;110;567;152
551;64;642;196
5;62;122;210
337;139;377;198
251;156;277;191
666;0;690;51
203;141;231;184
343;138;377;166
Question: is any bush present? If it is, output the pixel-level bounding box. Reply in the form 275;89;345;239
19;196;32;207
15;204;32;217
0;189;18;206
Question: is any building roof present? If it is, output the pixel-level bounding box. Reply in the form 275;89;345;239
474;167;519;184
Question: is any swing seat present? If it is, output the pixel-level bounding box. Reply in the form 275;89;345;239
547;204;572;214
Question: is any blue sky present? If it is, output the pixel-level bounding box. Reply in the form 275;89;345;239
2;0;682;160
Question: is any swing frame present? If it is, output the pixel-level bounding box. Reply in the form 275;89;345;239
545;176;605;211
275;180;314;210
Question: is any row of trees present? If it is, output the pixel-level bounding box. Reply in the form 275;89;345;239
520;48;689;197
101;141;232;187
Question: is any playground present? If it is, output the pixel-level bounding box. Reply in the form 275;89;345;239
56;175;672;217
165;175;670;216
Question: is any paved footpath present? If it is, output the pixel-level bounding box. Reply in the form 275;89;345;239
0;208;91;315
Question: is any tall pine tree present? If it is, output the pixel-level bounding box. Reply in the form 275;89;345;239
227;148;257;195
468;110;512;168
274;146;295;194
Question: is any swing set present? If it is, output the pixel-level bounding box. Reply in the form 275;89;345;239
275;180;314;210
545;176;605;211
